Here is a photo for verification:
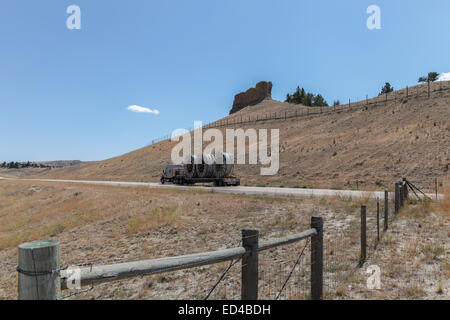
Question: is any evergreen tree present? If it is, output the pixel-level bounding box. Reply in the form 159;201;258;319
379;82;394;95
313;94;328;107
418;72;439;83
303;93;313;106
285;86;327;107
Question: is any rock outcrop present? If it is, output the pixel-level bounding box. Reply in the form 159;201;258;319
230;81;272;114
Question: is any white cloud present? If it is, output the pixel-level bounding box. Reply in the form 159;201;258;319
437;72;450;82
127;105;160;114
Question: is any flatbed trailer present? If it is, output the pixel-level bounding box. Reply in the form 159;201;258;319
160;164;240;187
171;175;240;186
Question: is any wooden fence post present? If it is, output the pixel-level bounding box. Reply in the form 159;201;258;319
395;183;400;214
242;229;259;300
359;206;367;267
310;216;323;300
18;240;60;300
384;191;389;231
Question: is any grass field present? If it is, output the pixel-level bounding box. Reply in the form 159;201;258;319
0;180;447;300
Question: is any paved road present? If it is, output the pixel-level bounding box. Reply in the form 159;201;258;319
0;176;442;200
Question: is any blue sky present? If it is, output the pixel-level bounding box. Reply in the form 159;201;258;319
0;0;449;162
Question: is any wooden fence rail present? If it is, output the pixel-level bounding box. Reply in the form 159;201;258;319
18;217;322;300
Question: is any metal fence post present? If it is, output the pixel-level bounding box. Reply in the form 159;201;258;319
359;206;366;267
395;183;400;214
18;240;60;300
384;190;389;231
399;183;404;208
376;198;380;243
310;216;323;300
435;178;438;201
403;178;408;200
242;229;259;300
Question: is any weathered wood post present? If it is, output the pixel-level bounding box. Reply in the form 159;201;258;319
395;183;400;214
384;190;389;231
18;240;60;300
310;216;323;300
406;86;409;98
428;81;430;98
242;229;259;300
359;206;367;267
376;198;380;243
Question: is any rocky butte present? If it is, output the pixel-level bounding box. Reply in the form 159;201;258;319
229;81;272;114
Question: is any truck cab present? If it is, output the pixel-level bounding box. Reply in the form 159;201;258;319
161;164;184;184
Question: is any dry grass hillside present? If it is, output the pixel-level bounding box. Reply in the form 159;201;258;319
27;82;450;190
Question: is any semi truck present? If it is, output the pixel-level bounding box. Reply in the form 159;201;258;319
160;153;240;187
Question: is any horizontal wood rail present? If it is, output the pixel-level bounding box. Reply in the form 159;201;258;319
60;228;318;289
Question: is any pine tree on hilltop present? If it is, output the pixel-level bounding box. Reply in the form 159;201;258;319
285;86;327;106
418;72;439;83
379;82;394;95
313;94;328;107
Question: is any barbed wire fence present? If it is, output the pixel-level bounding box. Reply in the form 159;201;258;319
145;81;450;147
12;179;430;300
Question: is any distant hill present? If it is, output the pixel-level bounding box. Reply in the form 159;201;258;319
33;82;450;190
39;160;86;168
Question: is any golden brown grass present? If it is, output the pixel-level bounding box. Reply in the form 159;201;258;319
0;179;369;300
1;179;447;300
